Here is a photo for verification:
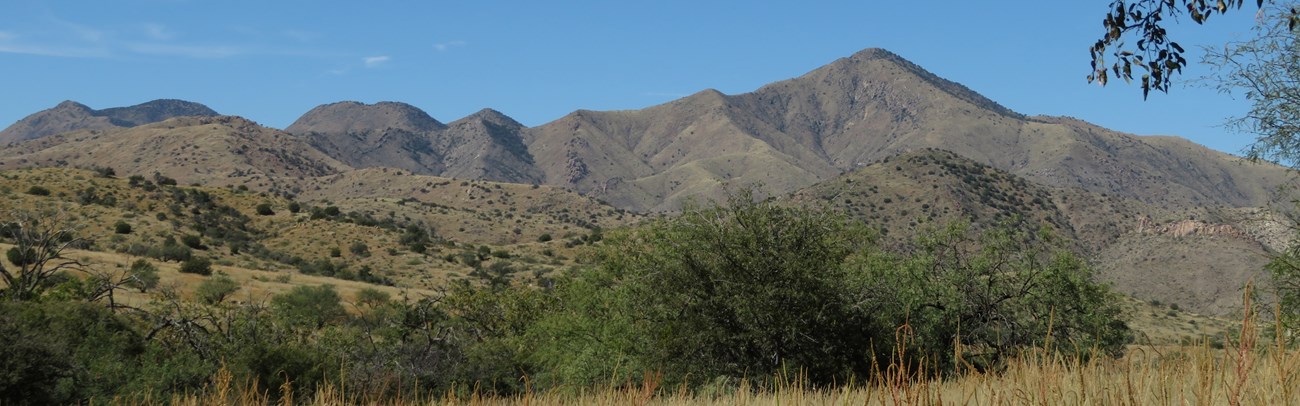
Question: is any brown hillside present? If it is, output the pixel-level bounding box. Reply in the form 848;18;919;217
0;115;349;196
287;102;542;184
787;149;1278;317
293;167;636;246
526;48;1290;212
0;99;218;145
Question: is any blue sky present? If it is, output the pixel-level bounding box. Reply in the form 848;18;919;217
0;1;1265;155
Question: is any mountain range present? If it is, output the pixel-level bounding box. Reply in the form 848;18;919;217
0;99;218;145
0;47;1293;317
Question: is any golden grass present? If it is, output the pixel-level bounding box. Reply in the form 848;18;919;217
111;307;1300;405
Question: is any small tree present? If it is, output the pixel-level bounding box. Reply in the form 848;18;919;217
113;221;132;234
287;201;301;214
178;257;213;276
349;241;370;257
255;203;275;216
0;211;87;301
180;235;205;250
536;190;881;386
272;284;346;329
194;273;239;305
858;222;1131;370
353;287;390;308
126;259;159;293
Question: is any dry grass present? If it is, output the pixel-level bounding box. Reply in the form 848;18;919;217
107;343;1300;405
112;300;1300;405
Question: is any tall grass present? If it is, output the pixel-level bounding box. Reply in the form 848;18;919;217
112;299;1300;405
109;340;1300;405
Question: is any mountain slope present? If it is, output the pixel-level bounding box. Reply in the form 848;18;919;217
525;90;836;211
286;102;542;183
526;48;1290;211
788;149;1275;317
0;99;218;145
0;115;349;194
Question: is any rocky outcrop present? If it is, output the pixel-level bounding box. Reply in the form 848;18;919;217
1136;217;1254;240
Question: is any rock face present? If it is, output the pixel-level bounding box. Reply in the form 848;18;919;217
1137;217;1254;241
0;99;218;145
286;102;541;183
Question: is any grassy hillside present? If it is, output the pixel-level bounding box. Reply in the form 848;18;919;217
786;149;1280;317
0;167;614;291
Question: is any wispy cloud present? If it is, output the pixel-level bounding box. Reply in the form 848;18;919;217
126;42;244;58
433;40;465;52
142;23;174;41
0;43;109;58
0;30;109;58
363;55;390;67
54;19;105;43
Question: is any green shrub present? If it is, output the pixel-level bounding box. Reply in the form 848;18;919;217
6;247;36;266
0;301;146;404
194;273;239;304
114;221;133;234
178;257;213;276
148;243;192;262
180;235;205;250
349;241;370;257
126;259;159;293
255;203;274;216
272;284;346;329
25;186;50;196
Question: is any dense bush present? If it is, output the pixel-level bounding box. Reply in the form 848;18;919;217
0;189;1131;402
25;186;50;196
272;285;345;329
349;241;370;257
6;247;36;266
126;259;159;293
0;301;145;405
145;242;192;262
180;234;206;250
255;203;274;216
178;257;213;275
194;273;239;304
114;220;133;234
530;191;883;386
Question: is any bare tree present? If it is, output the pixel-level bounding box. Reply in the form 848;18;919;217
0;210;89;301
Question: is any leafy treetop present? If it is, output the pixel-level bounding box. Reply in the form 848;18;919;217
1090;0;1268;98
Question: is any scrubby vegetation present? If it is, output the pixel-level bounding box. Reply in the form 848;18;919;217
0;190;1149;404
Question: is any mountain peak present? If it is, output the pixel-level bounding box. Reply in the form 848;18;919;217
688;88;727;100
1;99;219;145
98;99;219;127
469;107;513;120
54;100;93;111
849;47;901;61
823;47;1023;119
286;101;445;135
